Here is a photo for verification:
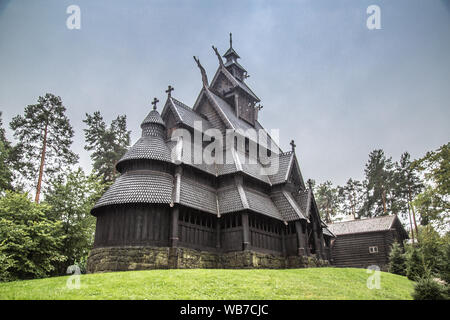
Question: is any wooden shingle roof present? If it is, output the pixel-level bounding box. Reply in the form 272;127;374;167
328;215;403;236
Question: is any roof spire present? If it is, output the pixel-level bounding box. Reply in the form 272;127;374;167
230;32;233;48
151;97;159;111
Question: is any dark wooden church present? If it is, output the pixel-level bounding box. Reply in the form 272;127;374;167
328;215;408;270
87;35;334;272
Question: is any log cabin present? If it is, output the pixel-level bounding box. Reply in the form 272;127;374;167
328;215;408;270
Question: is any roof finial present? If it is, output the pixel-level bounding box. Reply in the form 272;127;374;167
165;85;174;97
212;46;224;67
307;179;314;190
290;139;296;152
193;56;209;88
151;97;159;111
230;32;233;48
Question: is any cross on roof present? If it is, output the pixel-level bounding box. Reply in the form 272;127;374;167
165;85;174;97
290;140;296;152
151;97;159;110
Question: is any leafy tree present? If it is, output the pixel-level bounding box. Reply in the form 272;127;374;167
314;181;339;223
44;168;106;274
363;149;395;217
338;178;364;219
0;192;66;280
9;94;78;202
83;111;130;183
412;142;449;231
388;241;407;276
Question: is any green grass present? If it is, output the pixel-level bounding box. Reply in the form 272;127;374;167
0;268;414;300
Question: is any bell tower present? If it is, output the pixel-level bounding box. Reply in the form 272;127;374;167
223;33;248;82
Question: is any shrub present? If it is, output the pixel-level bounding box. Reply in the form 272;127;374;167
412;277;447;300
388;242;406;276
0;192;66;280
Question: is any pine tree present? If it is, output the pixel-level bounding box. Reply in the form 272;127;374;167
406;245;426;281
1;113;26;193
314;181;339;223
83;111;130;183
394;152;423;242
0;112;15;192
338;178;364;219
388;241;407;276
363;149;395;217
9;94;78;202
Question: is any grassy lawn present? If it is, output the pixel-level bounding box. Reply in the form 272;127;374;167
0;267;414;300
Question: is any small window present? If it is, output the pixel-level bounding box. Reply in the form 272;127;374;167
369;246;378;254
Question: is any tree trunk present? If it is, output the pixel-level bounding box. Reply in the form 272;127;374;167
382;189;387;214
326;203;331;223
35;123;48;203
408;186;419;239
350;193;356;219
407;201;415;244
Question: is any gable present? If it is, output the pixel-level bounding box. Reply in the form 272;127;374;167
195;93;226;134
211;70;234;96
286;156;306;190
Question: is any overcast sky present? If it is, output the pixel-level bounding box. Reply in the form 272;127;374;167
0;0;449;186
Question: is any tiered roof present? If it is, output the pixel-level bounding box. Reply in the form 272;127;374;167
92;36;327;232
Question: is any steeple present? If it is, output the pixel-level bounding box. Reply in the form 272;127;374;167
223;33;247;81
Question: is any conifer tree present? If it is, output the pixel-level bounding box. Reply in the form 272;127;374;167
338;178;364;219
388;241;407;276
314;181;339;223
9;94;78;202
363;149;395;217
83;111;130;183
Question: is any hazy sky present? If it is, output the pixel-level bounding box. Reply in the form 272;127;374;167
0;0;449;186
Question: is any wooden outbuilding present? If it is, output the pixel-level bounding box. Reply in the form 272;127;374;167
328;215;408;270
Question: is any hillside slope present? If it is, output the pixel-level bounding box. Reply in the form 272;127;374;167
0;267;414;300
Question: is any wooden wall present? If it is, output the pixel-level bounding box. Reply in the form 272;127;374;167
94;203;323;260
331;230;398;269
94;204;170;248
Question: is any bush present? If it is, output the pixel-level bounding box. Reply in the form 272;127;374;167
412;277;447;300
0;192;66;280
439;240;450;285
388;242;406;276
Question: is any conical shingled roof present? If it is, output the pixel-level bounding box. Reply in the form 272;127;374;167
116;108;172;171
141;109;166;128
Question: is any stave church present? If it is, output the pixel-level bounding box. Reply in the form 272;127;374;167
87;35;335;272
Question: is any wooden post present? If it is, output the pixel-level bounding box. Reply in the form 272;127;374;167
319;229;326;259
312;224;322;259
295;221;307;256
242;212;250;250
170;206;179;247
281;224;287;257
216;217;221;249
